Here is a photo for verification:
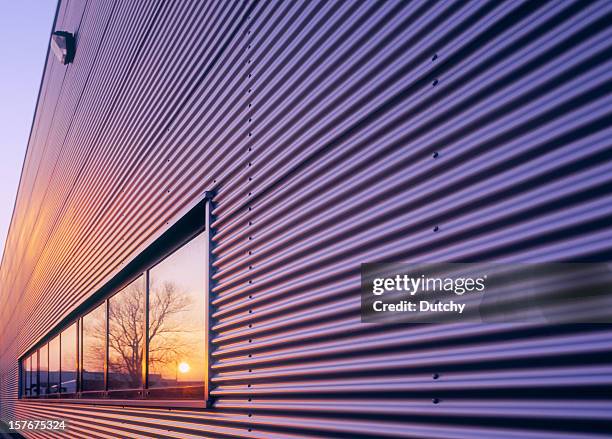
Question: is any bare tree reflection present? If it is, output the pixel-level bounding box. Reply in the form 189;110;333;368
148;280;193;375
108;280;145;388
87;279;193;388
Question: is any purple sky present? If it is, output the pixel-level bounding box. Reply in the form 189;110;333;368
0;2;56;258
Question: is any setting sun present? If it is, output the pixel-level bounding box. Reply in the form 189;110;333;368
178;362;190;374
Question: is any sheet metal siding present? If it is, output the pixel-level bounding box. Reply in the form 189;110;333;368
1;0;612;437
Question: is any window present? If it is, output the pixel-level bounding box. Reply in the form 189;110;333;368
39;344;48;396
33;352;39;396
81;303;105;392
22;352;39;398
148;233;206;397
23;355;30;397
108;276;145;391
19;195;212;404
61;323;77;394
49;336;60;394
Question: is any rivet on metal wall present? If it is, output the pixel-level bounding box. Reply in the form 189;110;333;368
432;151;439;158
433;226;439;232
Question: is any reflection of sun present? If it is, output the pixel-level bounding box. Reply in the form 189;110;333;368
178;362;190;373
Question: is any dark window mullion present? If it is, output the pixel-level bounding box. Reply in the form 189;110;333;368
76;319;80;394
26;356;30;397
58;331;62;395
79;318;83;394
204;195;213;406
104;299;109;393
46;344;49;396
36;350;40;397
143;270;150;393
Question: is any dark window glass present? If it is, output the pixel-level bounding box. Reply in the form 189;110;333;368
60;324;77;393
148;233;206;389
108;276;145;390
82;303;106;391
31;351;38;397
48;336;60;394
39;344;48;396
24;356;31;397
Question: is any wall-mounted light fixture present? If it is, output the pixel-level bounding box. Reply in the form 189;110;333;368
51;31;75;64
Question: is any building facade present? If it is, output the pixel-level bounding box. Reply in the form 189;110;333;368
1;0;612;437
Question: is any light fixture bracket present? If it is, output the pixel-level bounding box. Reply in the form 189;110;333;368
51;31;75;64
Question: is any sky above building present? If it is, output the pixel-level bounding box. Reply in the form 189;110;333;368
0;1;56;259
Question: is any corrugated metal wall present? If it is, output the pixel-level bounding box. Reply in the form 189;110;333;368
2;0;612;437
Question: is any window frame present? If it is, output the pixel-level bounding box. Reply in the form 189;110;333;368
18;194;213;408
38;343;49;397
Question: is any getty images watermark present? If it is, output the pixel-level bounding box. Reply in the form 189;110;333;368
361;263;612;323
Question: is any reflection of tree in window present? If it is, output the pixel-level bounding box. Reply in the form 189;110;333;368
148;279;196;386
108;276;145;390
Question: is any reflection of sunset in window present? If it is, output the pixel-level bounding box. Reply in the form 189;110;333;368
178;362;190;374
148;232;206;388
18;202;211;400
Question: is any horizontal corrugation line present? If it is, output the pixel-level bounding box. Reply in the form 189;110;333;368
1;0;612;437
